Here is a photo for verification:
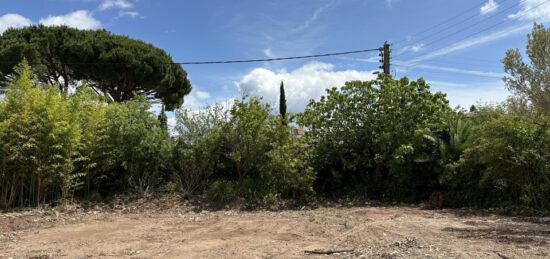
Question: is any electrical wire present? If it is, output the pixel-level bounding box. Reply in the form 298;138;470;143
392;0;501;46
414;59;500;68
395;0;523;60
395;66;503;79
175;48;382;65
403;0;550;64
405;0;532;56
0;48;383;66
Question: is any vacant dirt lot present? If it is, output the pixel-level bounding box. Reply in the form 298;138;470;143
1;199;549;258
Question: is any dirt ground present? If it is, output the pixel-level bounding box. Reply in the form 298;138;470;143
1;198;549;258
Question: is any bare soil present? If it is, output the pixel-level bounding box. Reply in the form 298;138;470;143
1;198;549;258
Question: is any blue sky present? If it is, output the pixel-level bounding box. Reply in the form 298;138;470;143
1;0;549;112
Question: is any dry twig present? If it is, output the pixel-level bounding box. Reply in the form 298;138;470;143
304;248;354;255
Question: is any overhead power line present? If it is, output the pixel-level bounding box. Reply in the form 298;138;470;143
404;0;531;55
391;0;550;78
0;48;382;66
405;0;550;63
393;0;496;46
395;0;514;51
176;48;382;65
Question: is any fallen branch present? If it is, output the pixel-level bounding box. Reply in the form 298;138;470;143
304;248;354;255
495;252;512;259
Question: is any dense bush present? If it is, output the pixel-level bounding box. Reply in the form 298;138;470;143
98;96;172;194
436;24;550;210
173;104;229;195
0;62;172;209
173;98;314;201
298;76;451;201
0;62;80;208
440;103;550;209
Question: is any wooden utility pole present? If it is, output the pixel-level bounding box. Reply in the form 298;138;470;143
379;41;391;75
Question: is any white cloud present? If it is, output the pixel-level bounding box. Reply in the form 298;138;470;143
184;90;209;111
99;0;139;18
350;56;502;78
0;13;32;34
409;23;531;62
119;11;139;18
395;62;504;78
397;43;424;54
99;0;134;10
264;48;276;58
181;88;231;111
236;62;377;112
167;115;177;133
39;10;101;30
1;11;103;34
509;0;550;21
293;0;337;32
429;80;509;108
195;90;211;100
480;0;498;15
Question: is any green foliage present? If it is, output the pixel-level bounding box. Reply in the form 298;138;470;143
279;81;287;124
173;97;314;201
173;104;229;195
0;61;80;208
433;24;550;210
477;115;549;208
0;25;191;110
421;114;474;166
99;96;172;194
298;75;451;201
222;98;314;200
262;131;315;198
503;23;550;114
444;107;550;209
224;99;273;185
158;106;169;135
0;62;173;209
206;180;237;203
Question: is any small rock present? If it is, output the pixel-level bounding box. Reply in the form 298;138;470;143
539;217;550;223
342;220;353;229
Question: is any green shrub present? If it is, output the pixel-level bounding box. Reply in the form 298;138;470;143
207;180;237;203
0;61;175;209
471;115;548;208
0;62;80;208
173;104;228;195
173;98;314;201
298;76;451;201
99;96;172;194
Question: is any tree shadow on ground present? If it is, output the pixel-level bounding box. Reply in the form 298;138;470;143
442;223;550;246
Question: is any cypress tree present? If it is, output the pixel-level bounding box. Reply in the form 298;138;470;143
158;105;168;135
279;81;287;125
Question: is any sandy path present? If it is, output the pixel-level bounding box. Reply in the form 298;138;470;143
1;206;549;258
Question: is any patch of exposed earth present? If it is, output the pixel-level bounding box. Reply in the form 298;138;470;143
1;199;549;258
